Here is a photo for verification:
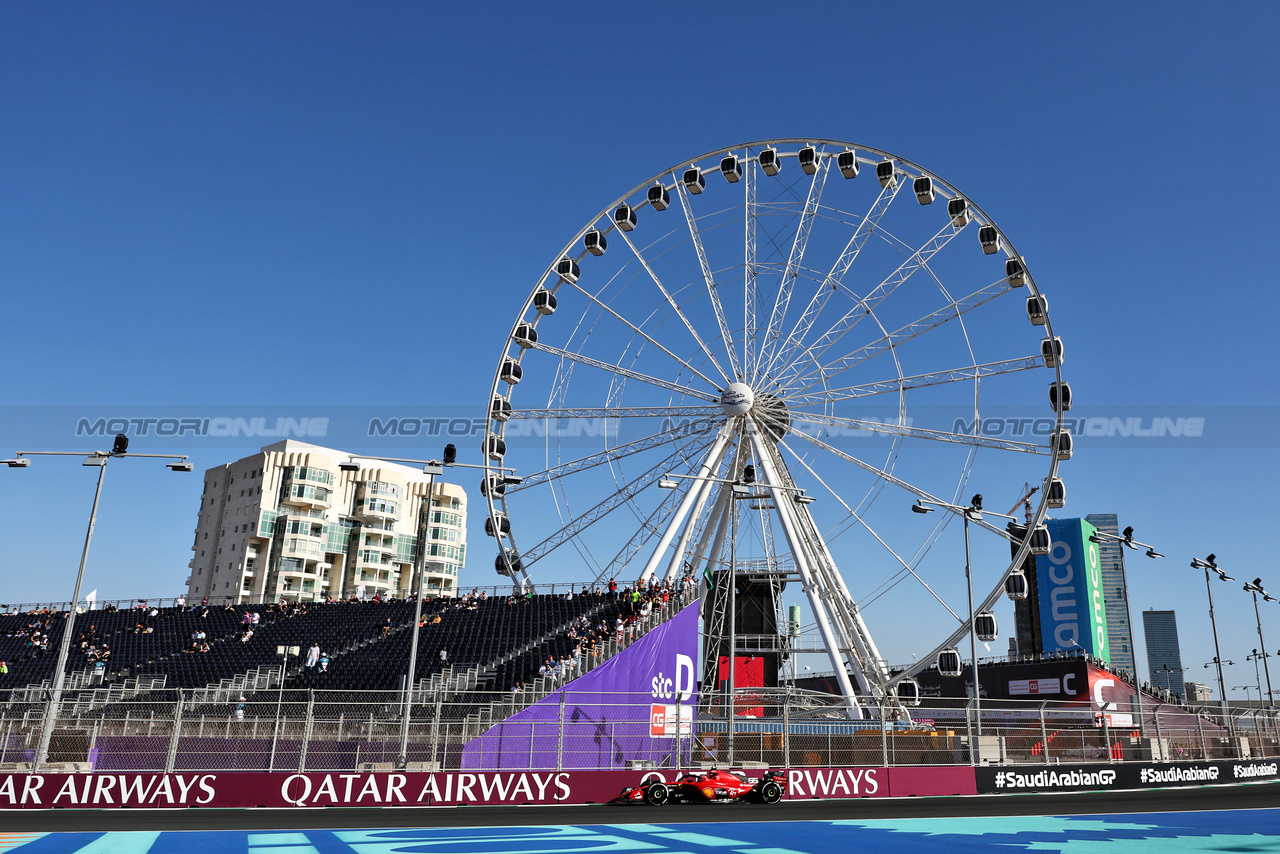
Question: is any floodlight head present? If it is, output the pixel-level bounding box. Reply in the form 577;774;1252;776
111;434;129;456
1145;548;1164;559
970;493;983;511
166;461;193;473
502;475;523;485
2;458;29;468
911;501;933;514
1122;525;1134;540
443;444;457;465
794;494;816;505
731;483;752;496
422;462;443;476
742;464;756;485
658;479;678;490
1217;570;1235;582
1206;553;1217;565
1264;594;1277;603
339;460;361;472
1254;577;1264;588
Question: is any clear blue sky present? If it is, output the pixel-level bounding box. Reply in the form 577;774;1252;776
1;2;1277;696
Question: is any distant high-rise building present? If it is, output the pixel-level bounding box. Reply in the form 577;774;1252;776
1086;514;1136;676
1143;609;1186;699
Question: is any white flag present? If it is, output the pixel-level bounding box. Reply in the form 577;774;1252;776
356;584;366;601
84;589;98;611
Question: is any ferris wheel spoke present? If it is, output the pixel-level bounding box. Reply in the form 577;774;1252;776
789;428;1013;541
675;178;742;379
765;180;906;379
517;435;714;570
594;486;684;585
791;412;1046;455
526;341;719;401
785;356;1044;407
778;437;962;622
614;227;731;385
755;156;831;380
773;218;967;389
507;417;721;491
788;277;1020;394
565;279;723;391
743;153;758;385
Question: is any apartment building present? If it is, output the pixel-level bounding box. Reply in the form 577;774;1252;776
186;440;465;603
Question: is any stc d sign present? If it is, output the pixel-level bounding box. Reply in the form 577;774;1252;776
1035;518;1110;661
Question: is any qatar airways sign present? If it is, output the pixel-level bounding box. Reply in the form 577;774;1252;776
1035;518;1110;661
0;767;977;808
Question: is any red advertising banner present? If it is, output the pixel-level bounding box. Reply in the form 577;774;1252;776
0;765;976;809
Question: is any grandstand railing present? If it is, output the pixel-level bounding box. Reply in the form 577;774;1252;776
0;583;616;615
1;690;1276;773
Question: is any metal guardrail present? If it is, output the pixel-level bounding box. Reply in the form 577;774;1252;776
2;688;1276;773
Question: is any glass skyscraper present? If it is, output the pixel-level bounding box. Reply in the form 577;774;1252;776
1086;513;1136;676
1143;609;1186;699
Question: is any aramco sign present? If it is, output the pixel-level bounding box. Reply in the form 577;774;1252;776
1035;518;1110;661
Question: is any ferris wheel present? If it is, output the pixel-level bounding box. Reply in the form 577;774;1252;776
481;140;1069;718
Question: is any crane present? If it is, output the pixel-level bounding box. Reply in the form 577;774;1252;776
1007;482;1038;524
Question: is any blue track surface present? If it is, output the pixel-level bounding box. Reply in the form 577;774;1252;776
6;811;1280;854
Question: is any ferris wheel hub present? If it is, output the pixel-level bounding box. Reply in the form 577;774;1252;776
719;382;755;416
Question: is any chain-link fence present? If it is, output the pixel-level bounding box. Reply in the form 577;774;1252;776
4;687;1277;773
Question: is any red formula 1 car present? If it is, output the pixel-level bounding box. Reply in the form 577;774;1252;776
613;769;786;806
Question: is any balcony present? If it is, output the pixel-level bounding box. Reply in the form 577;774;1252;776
281;481;332;510
282;538;324;560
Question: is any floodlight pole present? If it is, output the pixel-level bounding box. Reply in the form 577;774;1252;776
1246;585;1274;709
912;497;1017;738
10;447;191;771
399;462;440;769
1195;559;1231;722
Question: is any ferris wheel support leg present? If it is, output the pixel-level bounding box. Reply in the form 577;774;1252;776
661;442;731;584
637;422;735;585
746;422;863;720
667;476;731;586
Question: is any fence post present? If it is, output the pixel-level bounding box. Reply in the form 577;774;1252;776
298;689;315;772
165;690;184;773
1197;713;1207;759
781;690;790;770
556;692;565;772
431;694;442;768
1153;704;1164;759
1039;701;1049;768
965;699;975;766
879;696;888;767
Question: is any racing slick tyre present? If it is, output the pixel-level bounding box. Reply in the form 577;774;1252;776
644;783;669;806
759;781;782;805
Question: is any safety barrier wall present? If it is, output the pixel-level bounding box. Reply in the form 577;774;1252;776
0;765;977;808
2;690;1278;774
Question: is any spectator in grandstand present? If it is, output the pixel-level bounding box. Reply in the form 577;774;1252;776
318;652;330;673
608;579;618;599
233;696;246;721
430;612;441;625
251;611;261;628
0;660;7;675
240;628;254;642
175;594;186;609
240;611;252;626
305;642;320;669
439;646;448;665
381;616;392;636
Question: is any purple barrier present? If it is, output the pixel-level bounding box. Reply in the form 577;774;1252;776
462;602;699;770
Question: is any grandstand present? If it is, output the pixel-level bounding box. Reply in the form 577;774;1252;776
0;584;699;770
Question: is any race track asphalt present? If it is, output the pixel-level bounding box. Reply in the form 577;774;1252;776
4;779;1278;831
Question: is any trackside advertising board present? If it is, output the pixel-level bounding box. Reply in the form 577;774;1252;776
0;766;976;808
976;760;1278;793
1035;518;1110;662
